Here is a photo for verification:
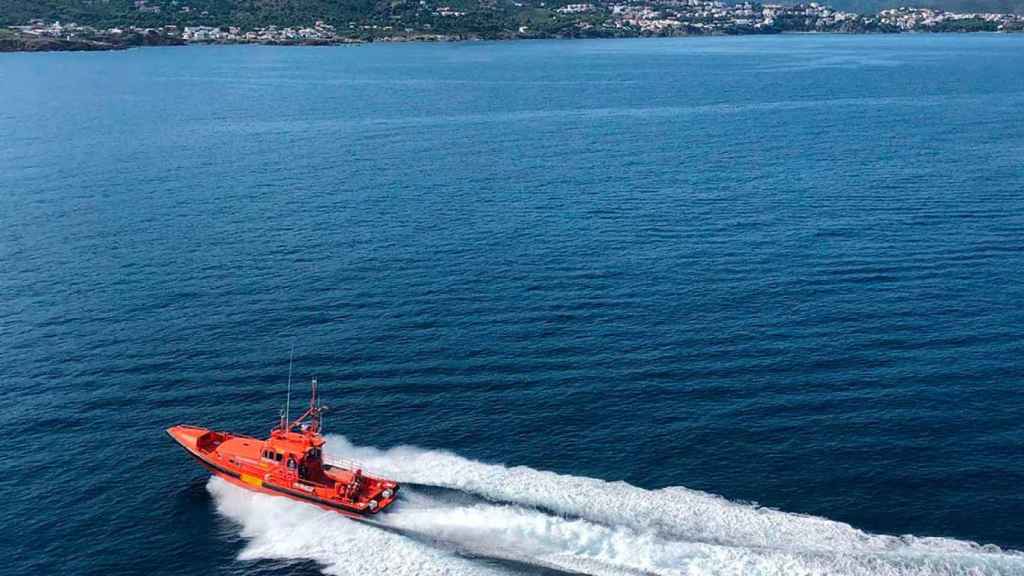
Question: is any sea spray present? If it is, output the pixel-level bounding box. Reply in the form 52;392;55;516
323;435;1016;558
208;477;505;576
205;437;1024;576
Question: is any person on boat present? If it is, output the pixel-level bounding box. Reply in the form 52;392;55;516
344;469;363;499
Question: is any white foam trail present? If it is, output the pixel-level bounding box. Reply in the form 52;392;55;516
207;476;507;576
326;436;1024;575
205;438;1024;576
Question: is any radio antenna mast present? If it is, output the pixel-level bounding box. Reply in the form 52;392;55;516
285;344;294;429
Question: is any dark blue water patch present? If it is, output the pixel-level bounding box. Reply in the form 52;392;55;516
2;35;1024;576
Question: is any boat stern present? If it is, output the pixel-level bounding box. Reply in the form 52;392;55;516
364;480;400;514
374;483;400;513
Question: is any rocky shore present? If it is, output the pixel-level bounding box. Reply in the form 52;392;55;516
0;28;184;52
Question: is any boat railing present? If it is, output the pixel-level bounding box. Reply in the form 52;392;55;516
323;456;377;476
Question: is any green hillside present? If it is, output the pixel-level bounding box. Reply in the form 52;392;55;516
0;0;375;27
1;0;1022;29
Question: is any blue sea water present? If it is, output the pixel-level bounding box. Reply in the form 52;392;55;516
2;34;1024;576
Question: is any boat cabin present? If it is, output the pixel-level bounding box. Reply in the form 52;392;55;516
261;429;333;483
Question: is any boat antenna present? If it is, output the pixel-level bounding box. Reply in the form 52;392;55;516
311;377;318;431
285;344;294;430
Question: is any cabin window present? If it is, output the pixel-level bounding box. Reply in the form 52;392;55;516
275;453;282;461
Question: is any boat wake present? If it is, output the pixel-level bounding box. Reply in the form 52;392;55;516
207;436;1022;576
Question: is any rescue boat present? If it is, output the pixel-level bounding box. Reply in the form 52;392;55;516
167;378;399;517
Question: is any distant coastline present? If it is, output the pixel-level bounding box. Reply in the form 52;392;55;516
4;2;1024;53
